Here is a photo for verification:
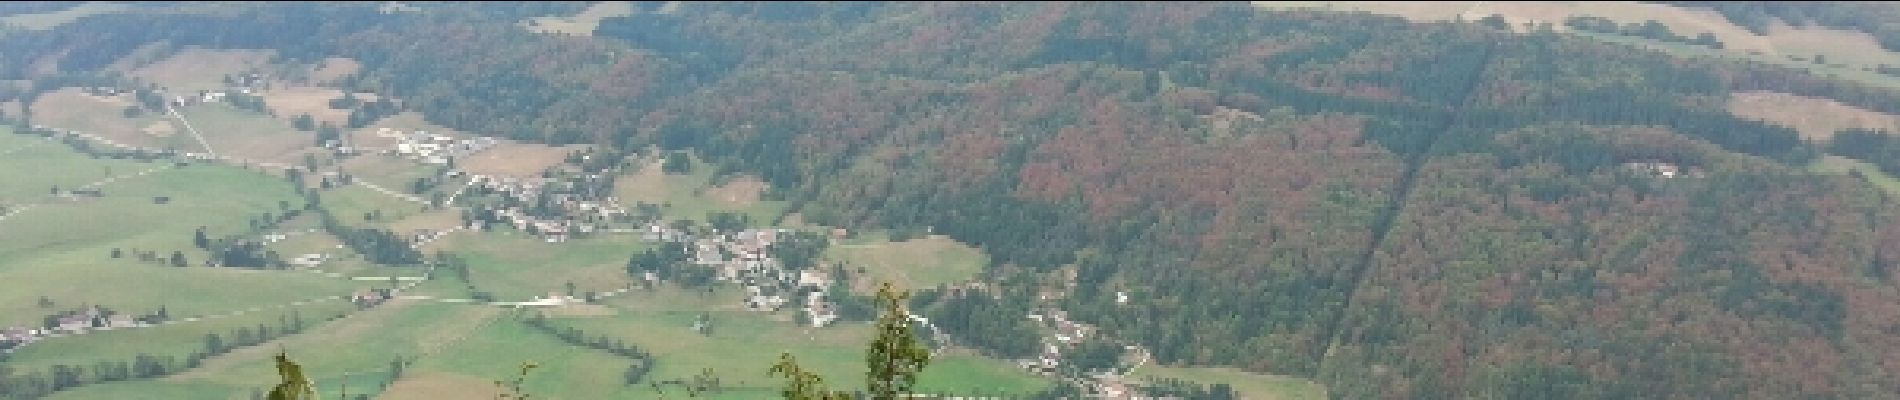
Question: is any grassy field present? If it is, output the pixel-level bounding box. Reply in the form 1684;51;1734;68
0;160;356;328
347;111;458;150
3;300;353;374
1572;30;1900;91
154;300;501;397
338;153;442;196
1812;155;1900;197
259;84;356;126
519;1;635;36
561;286;1050;398
173;102;317;163
43;380;247;400
826;234;987;293
41;299;928;400
0;1;130;30
0;130;151;203
123;47;275;93
1253;1;1900;91
397;313;651;400
1129;365;1327;400
458;141;584;179
433;231;645;301
28;89;189;151
313;183;431;230
304;58;362;86
613;157;790;225
1728;91;1900;140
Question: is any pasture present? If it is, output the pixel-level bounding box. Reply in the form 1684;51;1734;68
0;1;130;30
27;88;187;151
458;141;584;179
305;58;362;85
259;84;358;127
173;102;317;164
558;286;1051;398
159;300;502;396
1129;365;1327;400
520;1;635;36
0;163;356;328
337;153;443;197
432;231;644;301
310;184;430;230
1253;1;1900;90
3;300;354;375
826;234;987;293
348;111;463;151
1811;155;1900;198
122;47;275;93
1727;91;1900;140
613;157;790;225
0;130;150;203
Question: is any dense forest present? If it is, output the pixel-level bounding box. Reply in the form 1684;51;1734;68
5;2;1900;398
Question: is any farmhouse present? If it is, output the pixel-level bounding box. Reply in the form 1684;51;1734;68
1623;161;1704;179
351;289;391;308
1;327;34;346
389;130;497;165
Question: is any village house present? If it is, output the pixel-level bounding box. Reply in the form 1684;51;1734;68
1623;161;1704;179
289;253;326;268
351;289;391;308
101;314;137;330
1;327;35;347
805;291;839;327
391;130;497;165
56;314;91;334
534;292;580;306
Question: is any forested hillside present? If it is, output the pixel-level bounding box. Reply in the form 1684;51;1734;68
5;2;1900;398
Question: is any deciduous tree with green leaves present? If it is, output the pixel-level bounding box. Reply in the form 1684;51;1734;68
771;282;931;400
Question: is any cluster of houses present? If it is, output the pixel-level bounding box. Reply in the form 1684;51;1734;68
523;292;584;307
2;307;151;352
1623;161;1704;179
644;224;841;327
1020;307;1099;376
380;128;499;165
166;73;266;107
466;174;631;243
1019;307;1156;399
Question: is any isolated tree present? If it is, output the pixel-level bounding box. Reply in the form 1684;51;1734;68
663;152;693;174
171;251;188;268
194;227;211;249
772;283;931;400
493;362;539;400
265;352;317;400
